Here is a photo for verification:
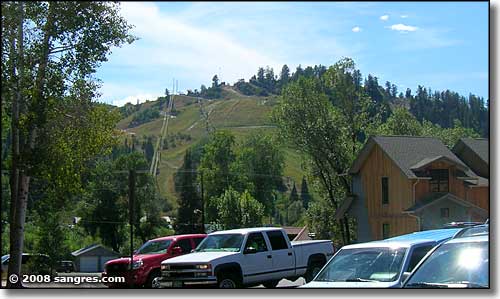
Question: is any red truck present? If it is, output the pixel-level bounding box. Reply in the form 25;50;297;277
102;234;206;288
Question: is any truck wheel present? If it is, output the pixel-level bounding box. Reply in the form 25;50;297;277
305;263;323;283
145;270;162;288
217;273;241;288
263;280;279;288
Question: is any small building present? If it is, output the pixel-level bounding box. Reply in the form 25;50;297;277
72;244;120;273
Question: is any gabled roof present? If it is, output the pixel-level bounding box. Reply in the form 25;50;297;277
71;244;118;257
403;193;488;217
452;138;489;164
349;136;470;178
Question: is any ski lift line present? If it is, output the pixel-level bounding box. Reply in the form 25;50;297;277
150;79;177;176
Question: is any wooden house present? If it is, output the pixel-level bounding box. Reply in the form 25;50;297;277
342;136;488;242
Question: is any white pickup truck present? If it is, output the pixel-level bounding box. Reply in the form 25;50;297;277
160;227;334;288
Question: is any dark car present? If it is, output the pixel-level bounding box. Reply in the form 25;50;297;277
404;234;488;288
442;222;483;229
56;260;75;273
1;253;55;279
453;224;489;239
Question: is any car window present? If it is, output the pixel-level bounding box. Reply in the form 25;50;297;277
315;247;407;282
136;240;172;254
195;234;244;252
175;239;193;253
407;245;434;272
405;241;488;288
244;233;268;253
266;231;289;250
193;237;205;248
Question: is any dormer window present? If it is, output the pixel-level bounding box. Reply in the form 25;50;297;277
429;169;449;192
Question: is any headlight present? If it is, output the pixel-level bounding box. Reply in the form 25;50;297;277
161;264;170;271
132;260;143;270
195;264;211;270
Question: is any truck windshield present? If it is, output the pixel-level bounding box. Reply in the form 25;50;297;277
405;241;488;288
314;247;407;283
136;240;172;254
195;234;244;252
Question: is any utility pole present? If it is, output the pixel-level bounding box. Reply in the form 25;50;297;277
128;169;136;281
200;170;205;233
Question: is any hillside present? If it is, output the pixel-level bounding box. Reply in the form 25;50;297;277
116;86;309;213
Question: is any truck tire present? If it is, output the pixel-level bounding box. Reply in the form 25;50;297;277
145;269;162;288
305;262;323;283
217;272;241;288
262;280;280;288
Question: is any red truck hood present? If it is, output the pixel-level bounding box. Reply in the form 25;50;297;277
106;253;165;265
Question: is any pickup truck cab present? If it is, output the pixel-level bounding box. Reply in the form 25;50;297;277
302;228;460;288
160;227;334;288
102;234;206;288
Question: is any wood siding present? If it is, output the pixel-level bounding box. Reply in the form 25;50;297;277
359;144;418;240
414;161;489;211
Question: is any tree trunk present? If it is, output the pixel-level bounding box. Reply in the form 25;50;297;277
8;2;54;288
7;2;23;288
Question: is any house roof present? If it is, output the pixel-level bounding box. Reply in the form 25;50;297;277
453;138;489;164
349;136;470;179
282;226;305;235
403;193;488;217
71;244;119;257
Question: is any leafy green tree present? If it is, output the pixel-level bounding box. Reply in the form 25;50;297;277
79;159;127;252
306;199;337;240
199;131;236;198
421;119;480;148
236;133;284;215
239;190;264;228
2;1;134;286
273;75;352;244
376;107;423;136
211;188;264;229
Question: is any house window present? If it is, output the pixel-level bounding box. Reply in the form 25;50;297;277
441;208;450;218
382;223;390;239
381;177;389;205
429;169;449;192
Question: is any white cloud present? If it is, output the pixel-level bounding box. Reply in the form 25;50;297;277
390;23;419;32
113;94;160;107
352;26;361;32
401;15;408;19
380;15;389;21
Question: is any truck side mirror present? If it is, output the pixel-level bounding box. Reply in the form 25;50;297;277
172;246;183;255
244;247;257;254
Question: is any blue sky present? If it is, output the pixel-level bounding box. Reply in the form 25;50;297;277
96;1;489;106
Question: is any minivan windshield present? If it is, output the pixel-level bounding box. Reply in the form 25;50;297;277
195;234;244;252
136;240;172;254
314;247;407;282
405;241;488;288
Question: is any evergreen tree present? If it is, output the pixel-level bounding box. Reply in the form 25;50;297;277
289;183;299;202
279;64;290;87
176;150;202;233
300;176;311;209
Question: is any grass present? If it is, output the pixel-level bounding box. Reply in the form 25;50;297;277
116;89;309;210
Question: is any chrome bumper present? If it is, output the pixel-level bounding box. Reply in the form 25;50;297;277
160;277;217;288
